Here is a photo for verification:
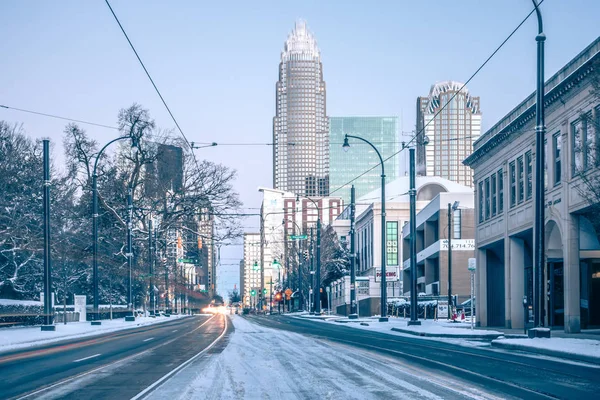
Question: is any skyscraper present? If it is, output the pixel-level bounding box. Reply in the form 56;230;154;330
273;20;329;196
329;116;399;203
416;81;481;187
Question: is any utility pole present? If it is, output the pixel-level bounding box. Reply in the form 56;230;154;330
310;227;314;314
41;140;54;331
148;218;154;316
408;148;421;326
349;185;358;319
315;216;321;314
284;226;289;312
448;203;453;320
127;188;133;317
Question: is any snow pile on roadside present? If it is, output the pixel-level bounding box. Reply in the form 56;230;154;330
493;337;600;359
0;314;188;353
0;299;43;306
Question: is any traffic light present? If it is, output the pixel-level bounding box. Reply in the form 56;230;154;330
177;236;182;249
303;250;309;260
251;289;256;296
198;237;203;249
274;292;282;301
253;261;259;271
263;288;267;295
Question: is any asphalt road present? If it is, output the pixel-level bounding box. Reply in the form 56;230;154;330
0;314;227;400
246;314;600;400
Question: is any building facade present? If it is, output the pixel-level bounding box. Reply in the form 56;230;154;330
273;20;329;197
258;187;343;304
464;37;600;332
332;177;472;315
401;192;475;304
243;233;261;307
417;81;481;187
329;116;400;204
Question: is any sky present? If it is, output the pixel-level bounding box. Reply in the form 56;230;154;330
1;0;599;297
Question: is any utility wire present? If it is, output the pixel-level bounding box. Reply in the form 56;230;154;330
0;104;119;130
104;0;194;152
329;0;544;197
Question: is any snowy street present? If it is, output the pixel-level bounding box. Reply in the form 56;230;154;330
147;315;492;400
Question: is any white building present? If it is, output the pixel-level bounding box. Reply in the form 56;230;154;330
331;176;474;315
243;233;261;307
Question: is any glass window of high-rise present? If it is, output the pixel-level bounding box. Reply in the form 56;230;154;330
329;117;399;204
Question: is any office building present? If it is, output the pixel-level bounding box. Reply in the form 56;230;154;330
417;81;481;187
329;117;400;204
243;233;261;307
273;20;329;196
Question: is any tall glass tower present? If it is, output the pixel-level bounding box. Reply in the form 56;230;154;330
329;117;399;204
273;20;329;196
416;81;481;187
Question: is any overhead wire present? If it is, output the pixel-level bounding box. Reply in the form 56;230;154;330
328;0;545;197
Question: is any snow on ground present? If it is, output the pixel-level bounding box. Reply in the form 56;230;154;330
146;315;500;400
0;315;188;353
492;337;600;361
0;299;43;306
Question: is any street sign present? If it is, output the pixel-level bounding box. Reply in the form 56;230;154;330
468;258;477;271
288;234;308;240
178;258;198;264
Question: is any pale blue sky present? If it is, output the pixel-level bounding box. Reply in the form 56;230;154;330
1;0;599;295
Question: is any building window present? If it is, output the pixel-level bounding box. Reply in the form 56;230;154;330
453;209;461;239
478;181;484;223
498;169;504;214
553;133;561;185
517;156;524;203
525;151;532;199
386;222;398;266
571;116;592;176
510;161;516;207
485;177;490;220
491;173;497;217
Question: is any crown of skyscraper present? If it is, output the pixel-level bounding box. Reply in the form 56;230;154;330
281;19;320;62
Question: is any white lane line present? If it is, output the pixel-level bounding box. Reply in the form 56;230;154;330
73;354;101;363
131;314;228;400
143;337;154;342
16;315;214;400
171;330;178;333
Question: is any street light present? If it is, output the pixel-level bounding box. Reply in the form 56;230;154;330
296;194;322;315
343;134;389;322
92;135;138;324
531;0;547;334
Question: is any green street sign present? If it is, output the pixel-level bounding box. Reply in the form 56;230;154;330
289;234;308;240
178;258;198;264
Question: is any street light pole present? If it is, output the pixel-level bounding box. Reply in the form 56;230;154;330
408;148;421;326
127;187;134;317
349;185;358;319
343;134;388;321
42;139;54;331
448;203;453;320
91;135;135;324
532;0;547;331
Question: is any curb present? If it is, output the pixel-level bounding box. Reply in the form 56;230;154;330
390;327;503;339
491;340;600;365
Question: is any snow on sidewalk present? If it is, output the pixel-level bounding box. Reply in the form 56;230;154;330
492;337;600;364
146;315;498;400
0;314;188;353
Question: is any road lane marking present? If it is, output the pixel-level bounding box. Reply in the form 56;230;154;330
73;354;101;363
131;314;228;400
172;330;178;333
14;315;214;400
143;337;154;342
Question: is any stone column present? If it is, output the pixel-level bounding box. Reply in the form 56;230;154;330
477;248;487;327
564;213;581;333
509;237;526;329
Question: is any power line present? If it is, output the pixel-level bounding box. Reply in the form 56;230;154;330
103;0;194;152
329;0;544;196
0;104;119;130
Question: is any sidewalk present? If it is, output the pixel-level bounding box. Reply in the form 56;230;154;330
0;314;189;354
293;314;600;364
491;337;600;365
